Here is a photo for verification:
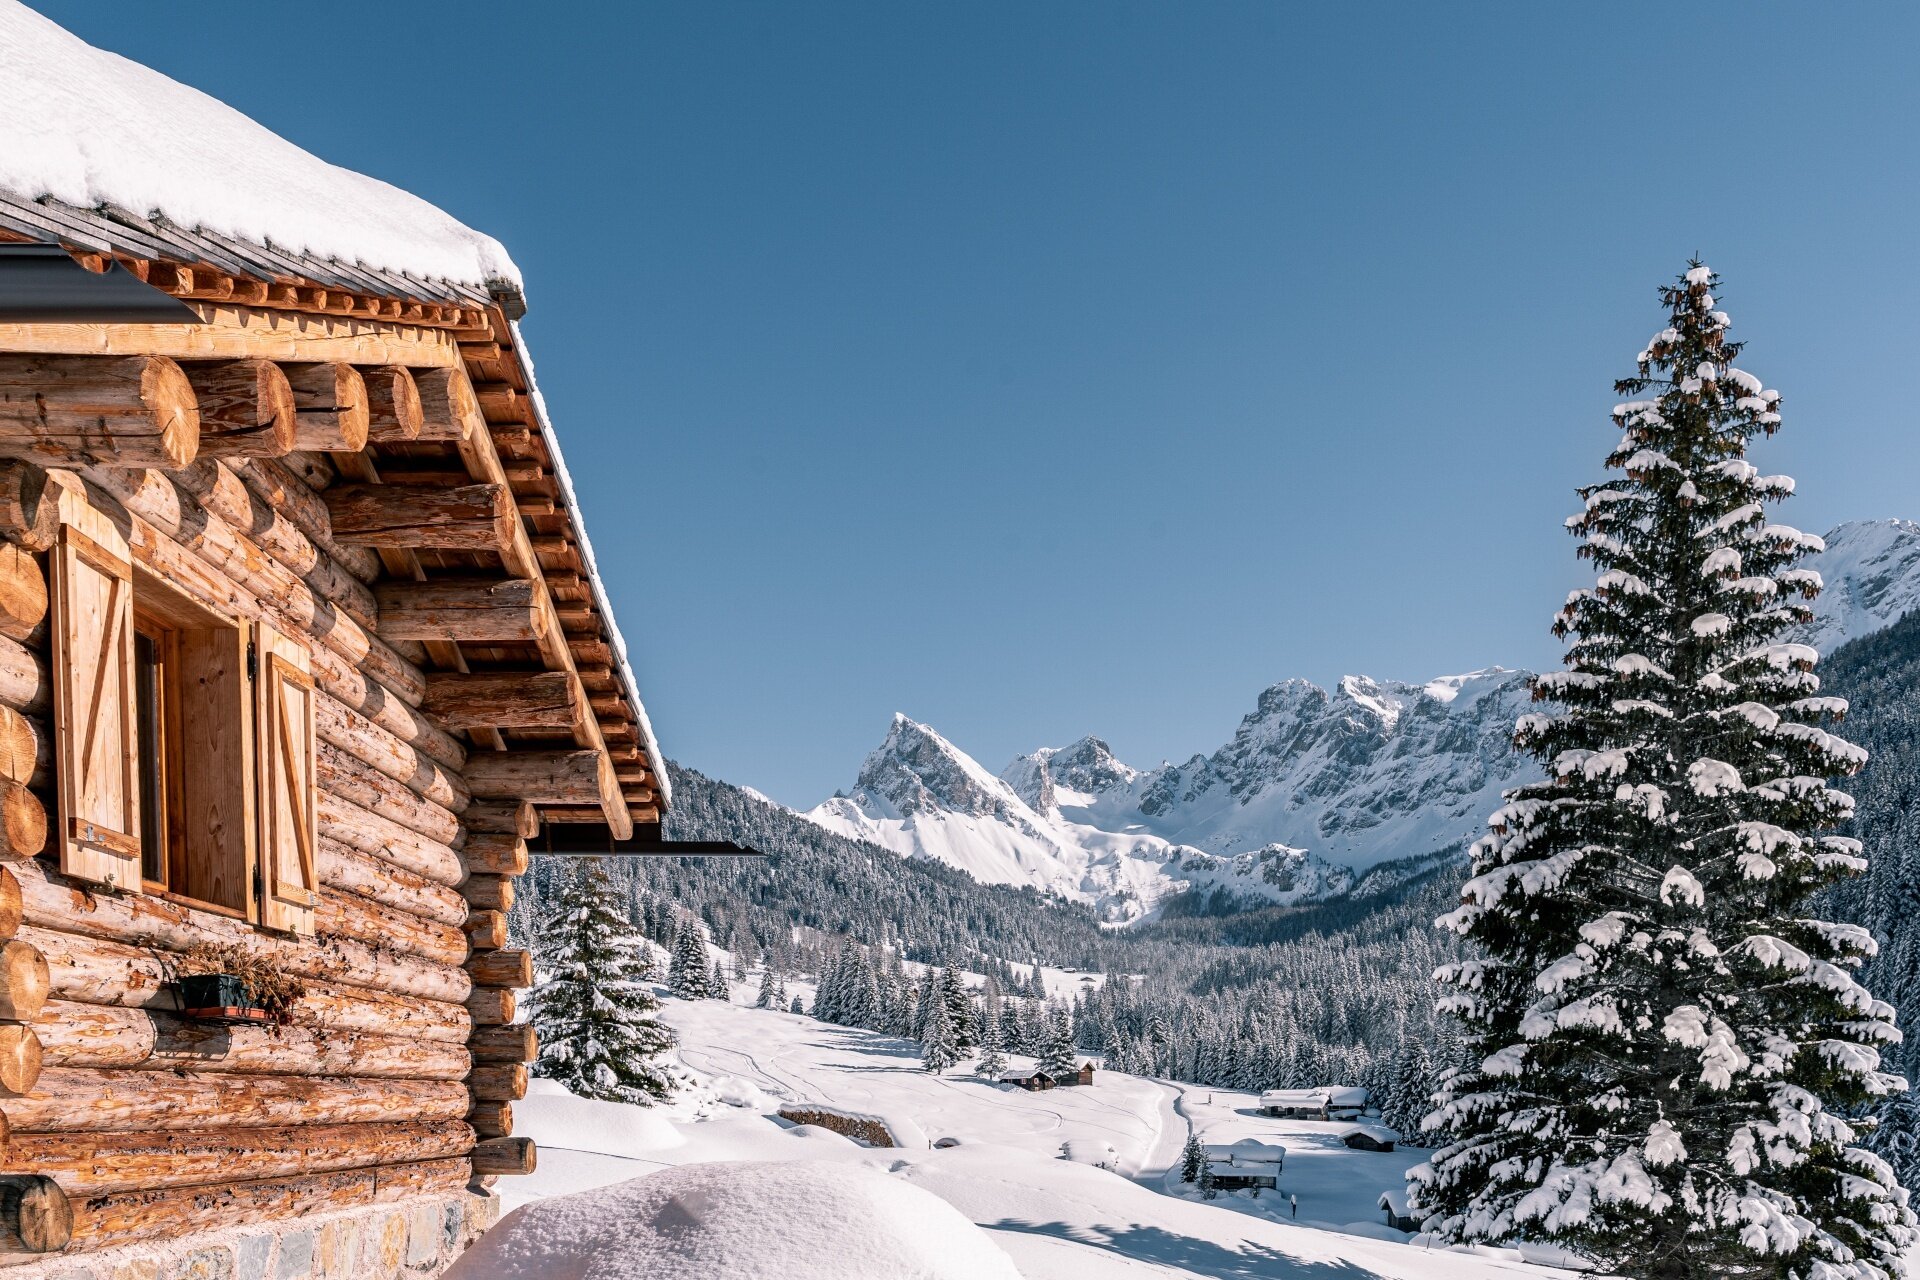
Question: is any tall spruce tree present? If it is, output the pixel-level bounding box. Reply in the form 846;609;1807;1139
921;977;960;1074
1180;1133;1207;1184
1039;1004;1076;1078
527;859;676;1104
1412;264;1914;1278
755;966;779;1009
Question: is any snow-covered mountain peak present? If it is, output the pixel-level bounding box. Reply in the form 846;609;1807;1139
844;713;1033;824
803;516;1920;921
1000;736;1139;812
1799;519;1920;653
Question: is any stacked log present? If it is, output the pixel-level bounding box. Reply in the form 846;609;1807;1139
0;492;51;1136
0;351;571;1254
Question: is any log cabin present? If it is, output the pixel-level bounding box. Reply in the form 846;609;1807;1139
0;6;675;1275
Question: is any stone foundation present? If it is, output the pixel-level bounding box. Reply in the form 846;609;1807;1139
4;1189;499;1280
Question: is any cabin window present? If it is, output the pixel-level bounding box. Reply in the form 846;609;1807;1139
50;504;317;935
128;576;252;918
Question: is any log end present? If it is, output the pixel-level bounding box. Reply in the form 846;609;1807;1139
471;1136;536;1177
141;355;202;469
0;1175;71;1253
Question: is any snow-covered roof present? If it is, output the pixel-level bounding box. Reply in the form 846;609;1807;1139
1379;1189;1411;1215
1325;1086;1369;1106
513;329;671;808
1207;1159;1279;1178
1260;1088;1328;1106
1341;1124;1400;1144
1205;1140;1287;1163
0;1;517;295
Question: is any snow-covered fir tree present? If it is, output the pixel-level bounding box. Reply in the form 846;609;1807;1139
755;966;779;1009
1413;264;1914;1279
921;974;960;1074
976;1008;1009;1079
789;993;806;1016
667;918;713;1000
1038;1004;1076;1077
941;965;977;1051
707;953;729;1001
526;859;675;1104
1180;1134;1206;1183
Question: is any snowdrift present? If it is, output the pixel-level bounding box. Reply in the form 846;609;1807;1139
446;1159;1023;1280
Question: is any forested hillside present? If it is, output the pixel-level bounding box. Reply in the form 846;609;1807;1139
512;609;1920;1168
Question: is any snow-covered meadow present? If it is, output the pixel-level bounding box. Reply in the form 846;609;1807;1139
457;988;1573;1279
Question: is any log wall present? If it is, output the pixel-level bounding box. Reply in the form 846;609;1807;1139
0;441;533;1261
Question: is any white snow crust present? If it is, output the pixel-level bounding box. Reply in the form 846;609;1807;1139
0;1;518;290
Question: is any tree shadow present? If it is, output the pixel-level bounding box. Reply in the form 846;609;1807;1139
988;1218;1385;1280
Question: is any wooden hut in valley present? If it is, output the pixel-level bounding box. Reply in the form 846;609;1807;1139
0;6;675;1275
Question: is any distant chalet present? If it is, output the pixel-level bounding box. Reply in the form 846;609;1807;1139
1000;1063;1096;1091
0;3;673;1273
1258;1085;1369;1120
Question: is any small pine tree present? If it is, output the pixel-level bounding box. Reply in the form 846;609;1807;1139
755;966;778;1009
921;981;959;1074
707;954;728;1001
527;859;675;1104
1197;1158;1217;1201
1415;264;1915;1277
789;993;806;1016
667;919;712;1000
941;966;976;1051
1180;1133;1206;1184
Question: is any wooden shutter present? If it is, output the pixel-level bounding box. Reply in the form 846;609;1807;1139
50;507;140;888
253;619;316;935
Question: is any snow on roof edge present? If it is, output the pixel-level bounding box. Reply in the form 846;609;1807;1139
510;321;671;811
0;2;520;294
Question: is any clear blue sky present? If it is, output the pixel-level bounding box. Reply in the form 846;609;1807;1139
36;2;1920;806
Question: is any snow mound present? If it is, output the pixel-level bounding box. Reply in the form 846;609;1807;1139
0;0;517;290
517;1079;684;1160
446;1160;1025;1280
710;1075;768;1109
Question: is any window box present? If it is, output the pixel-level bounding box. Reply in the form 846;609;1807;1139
176;973;272;1025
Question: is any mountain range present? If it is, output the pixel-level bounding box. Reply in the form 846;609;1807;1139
805;519;1920;922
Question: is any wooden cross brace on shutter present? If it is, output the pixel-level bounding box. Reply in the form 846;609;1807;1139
50;510;141;889
254;619;317;936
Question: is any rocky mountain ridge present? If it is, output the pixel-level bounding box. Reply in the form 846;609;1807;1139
804;520;1920;921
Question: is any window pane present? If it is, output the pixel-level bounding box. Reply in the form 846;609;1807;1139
134;630;165;885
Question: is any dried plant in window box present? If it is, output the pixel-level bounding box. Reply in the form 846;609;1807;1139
174;941;307;1030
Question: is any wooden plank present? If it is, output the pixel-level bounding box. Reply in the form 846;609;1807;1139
36;1001;469;1080
179;358;295;458
0;354;199;468
425;670;576;729
25;925;471;1044
282;362;369;452
52;1155;470;1254
325;483;514;551
464;750;607;805
1;1120;476;1196
6;1067;470;1133
0;308;464;370
374;577;540;643
362;365;423;442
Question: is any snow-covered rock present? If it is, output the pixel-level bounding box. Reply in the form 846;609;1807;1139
448;1159;1024;1280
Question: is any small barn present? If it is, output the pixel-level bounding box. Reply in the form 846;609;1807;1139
1379;1189;1421;1233
1203;1139;1287;1169
1001;1070;1058;1091
1340;1123;1401;1152
1258;1085;1370;1120
1206;1159;1280;1192
1064;1062;1095;1086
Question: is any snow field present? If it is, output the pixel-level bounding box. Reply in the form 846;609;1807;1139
486;992;1572;1279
